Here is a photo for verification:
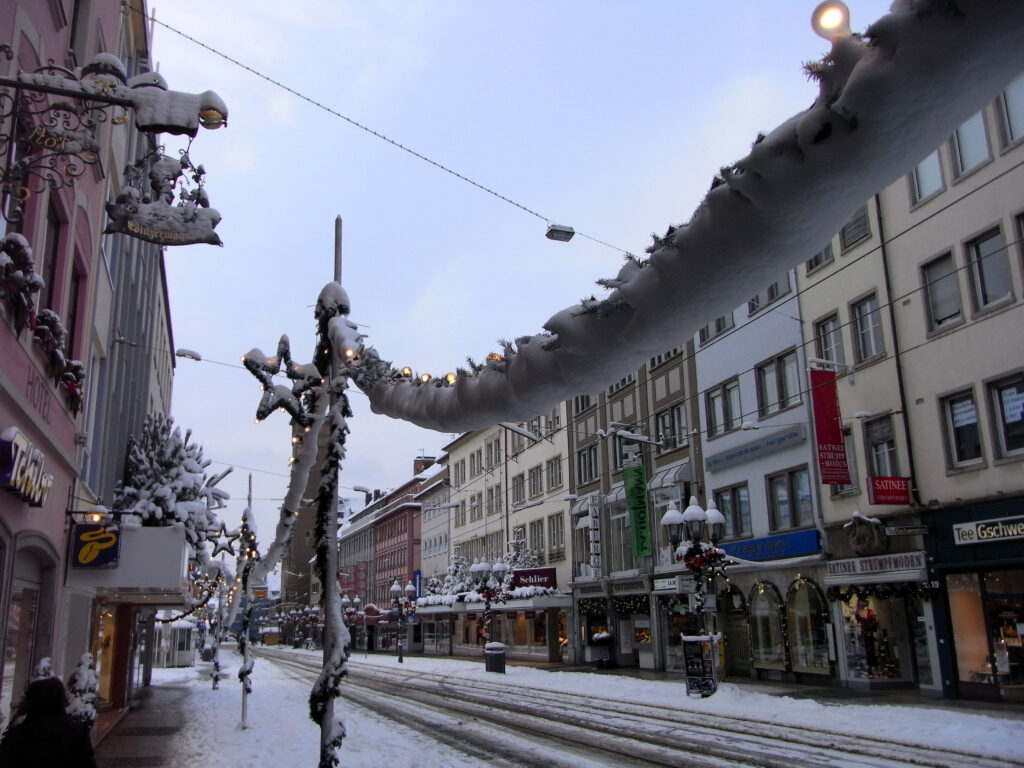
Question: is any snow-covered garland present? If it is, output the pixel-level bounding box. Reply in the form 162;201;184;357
827;583;931;604
242;284;355;768
153;570;223;624
330;1;1024;434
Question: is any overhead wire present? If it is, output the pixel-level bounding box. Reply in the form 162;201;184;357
125;3;632;255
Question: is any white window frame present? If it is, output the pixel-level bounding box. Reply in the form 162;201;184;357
706;379;741;436
814;313;845;366
951;112;989;177
851;293;884;363
990;373;1024;458
922;252;962;330
756;349;801;416
942;390;984;468
911;150;943;203
966;228;1012;311
576;443;600;485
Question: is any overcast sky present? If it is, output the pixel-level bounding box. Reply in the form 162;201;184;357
150;0;894;536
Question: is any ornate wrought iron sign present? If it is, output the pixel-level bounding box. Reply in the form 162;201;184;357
0;48;227;227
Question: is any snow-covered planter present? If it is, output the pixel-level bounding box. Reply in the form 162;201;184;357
591;631;612;644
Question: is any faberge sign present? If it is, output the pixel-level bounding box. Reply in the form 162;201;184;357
0;427;55;507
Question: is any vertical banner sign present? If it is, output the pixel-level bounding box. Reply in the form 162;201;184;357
809;369;851;485
589;501;602;578
623;464;652;558
71;523;121;568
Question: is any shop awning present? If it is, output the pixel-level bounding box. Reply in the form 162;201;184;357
605;485;626;506
648;461;691;491
569;495;593;516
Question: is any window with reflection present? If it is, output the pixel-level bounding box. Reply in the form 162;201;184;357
750;582;786;668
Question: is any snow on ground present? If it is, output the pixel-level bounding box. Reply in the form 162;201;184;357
152;648;1024;766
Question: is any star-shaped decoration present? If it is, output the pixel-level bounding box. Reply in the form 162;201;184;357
210;522;240;558
243;335;324;427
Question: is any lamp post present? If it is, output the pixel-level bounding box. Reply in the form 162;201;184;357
469;556;509;673
660;496;726;697
389;579;416;663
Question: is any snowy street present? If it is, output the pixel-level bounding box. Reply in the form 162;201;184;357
95;648;1024;768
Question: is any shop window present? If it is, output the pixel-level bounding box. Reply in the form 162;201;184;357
836;590;913;681
750;582;786;668
946;573;991;684
787;580;830;673
983;570;1024;690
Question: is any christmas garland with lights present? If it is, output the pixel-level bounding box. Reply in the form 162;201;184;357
827;582;931;604
155;571;223;623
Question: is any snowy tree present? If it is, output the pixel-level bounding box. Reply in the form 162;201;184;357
439;554;472;595
65;654;98;728
29;657;54;682
113;413;230;548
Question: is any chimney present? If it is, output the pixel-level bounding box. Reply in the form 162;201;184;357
414;456;436;475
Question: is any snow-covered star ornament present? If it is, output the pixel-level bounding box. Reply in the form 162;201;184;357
210;523;240;558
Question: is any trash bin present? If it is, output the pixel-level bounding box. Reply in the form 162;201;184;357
484;642;506;674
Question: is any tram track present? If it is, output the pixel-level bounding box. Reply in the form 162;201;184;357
256;649;1022;768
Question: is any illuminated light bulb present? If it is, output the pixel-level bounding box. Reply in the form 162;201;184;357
345;348;355;358
400;366;412;377
445;372;457;385
419;373;431;383
486;352;503;362
811;1;851;40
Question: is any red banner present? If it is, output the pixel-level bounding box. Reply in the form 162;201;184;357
867;476;911;505
809;369;851;485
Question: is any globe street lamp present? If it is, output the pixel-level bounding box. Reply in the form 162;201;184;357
661;496;727;697
389;579;416;663
469;556;509;673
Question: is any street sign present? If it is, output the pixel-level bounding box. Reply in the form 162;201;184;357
884;525;927;536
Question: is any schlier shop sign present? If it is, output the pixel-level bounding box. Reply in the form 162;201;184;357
953;514;1024;545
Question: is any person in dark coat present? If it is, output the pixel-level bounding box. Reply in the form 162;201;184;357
0;677;97;768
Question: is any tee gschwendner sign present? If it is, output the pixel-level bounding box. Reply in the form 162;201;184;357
953;514;1024;545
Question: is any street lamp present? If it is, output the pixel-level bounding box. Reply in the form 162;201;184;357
469;556;509;673
660;496;727;698
389;579;416;662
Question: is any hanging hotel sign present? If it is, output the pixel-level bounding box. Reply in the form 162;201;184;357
105;154;222;246
623;465;652;558
953;514;1024;546
70;522;121;568
866;476;911;505
0;427;55;507
809;369;851;485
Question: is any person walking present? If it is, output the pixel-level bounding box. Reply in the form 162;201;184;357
0;677;97;767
